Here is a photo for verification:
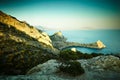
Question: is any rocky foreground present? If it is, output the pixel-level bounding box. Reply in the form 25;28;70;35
0;55;120;80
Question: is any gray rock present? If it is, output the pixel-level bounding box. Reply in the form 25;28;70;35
25;55;120;80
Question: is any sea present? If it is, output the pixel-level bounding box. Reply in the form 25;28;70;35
46;30;120;54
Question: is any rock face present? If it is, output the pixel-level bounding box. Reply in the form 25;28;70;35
0;11;58;75
27;55;120;74
78;55;120;72
24;55;120;80
27;60;59;75
50;31;106;50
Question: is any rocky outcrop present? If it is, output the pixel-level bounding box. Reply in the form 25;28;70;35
27;60;59;75
24;55;120;80
50;31;67;42
78;55;120;72
50;31;106;50
27;55;120;74
0;11;59;75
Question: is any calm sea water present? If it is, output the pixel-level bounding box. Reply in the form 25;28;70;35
46;30;120;54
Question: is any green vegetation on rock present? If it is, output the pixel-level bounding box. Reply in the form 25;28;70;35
0;38;55;75
59;49;79;61
58;49;85;76
59;61;85;76
58;49;104;76
59;49;103;61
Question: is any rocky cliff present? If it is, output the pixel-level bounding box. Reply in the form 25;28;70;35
0;11;53;48
50;31;106;50
0;11;58;75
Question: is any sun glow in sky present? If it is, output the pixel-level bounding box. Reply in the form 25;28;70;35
0;0;120;30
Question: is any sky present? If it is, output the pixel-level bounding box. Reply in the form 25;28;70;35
0;0;120;30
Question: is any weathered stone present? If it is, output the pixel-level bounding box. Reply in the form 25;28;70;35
26;55;120;80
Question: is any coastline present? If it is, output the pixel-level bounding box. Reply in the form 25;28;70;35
50;31;106;50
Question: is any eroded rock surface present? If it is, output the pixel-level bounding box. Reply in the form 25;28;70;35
23;55;120;80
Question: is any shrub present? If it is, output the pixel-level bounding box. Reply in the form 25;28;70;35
59;61;85;76
91;53;103;57
59;49;104;61
59;49;79;61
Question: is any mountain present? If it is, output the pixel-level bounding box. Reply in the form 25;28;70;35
0;11;58;75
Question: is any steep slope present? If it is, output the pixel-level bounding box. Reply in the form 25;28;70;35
0;11;58;75
0;11;53;48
